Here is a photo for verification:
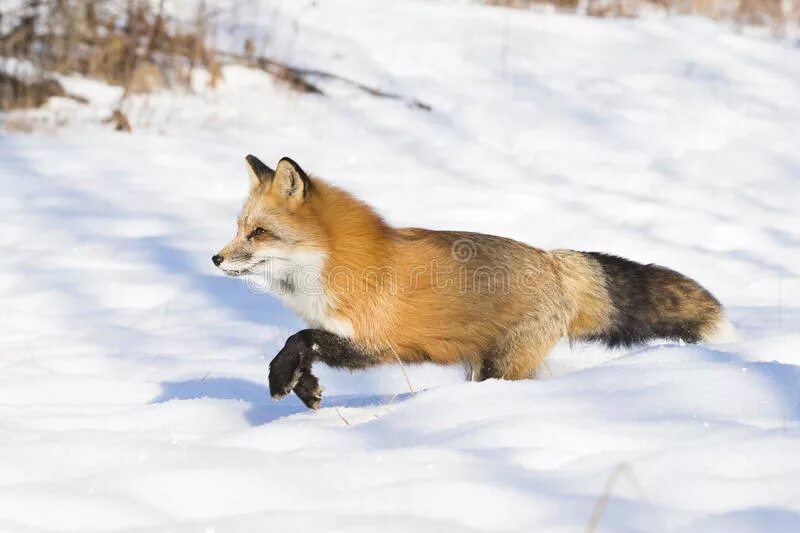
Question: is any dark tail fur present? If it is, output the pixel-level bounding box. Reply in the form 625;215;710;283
582;252;725;348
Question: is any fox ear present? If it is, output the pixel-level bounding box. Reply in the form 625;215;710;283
245;154;274;188
272;157;312;207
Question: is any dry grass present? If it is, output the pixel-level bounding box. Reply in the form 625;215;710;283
1;0;794;127
0;0;220;112
585;463;665;533
484;0;797;30
1;0;430;126
486;0;581;10
0;71;64;111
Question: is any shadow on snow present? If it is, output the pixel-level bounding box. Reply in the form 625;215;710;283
153;377;412;425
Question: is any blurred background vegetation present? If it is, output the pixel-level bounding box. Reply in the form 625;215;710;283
1;0;797;124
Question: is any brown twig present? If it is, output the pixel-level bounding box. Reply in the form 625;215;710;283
218;50;432;111
295;63;433;111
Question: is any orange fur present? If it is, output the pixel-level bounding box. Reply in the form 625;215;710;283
215;156;727;380
283;179;570;368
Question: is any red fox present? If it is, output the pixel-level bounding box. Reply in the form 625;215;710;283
214;155;733;409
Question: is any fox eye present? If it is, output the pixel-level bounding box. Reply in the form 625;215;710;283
247;227;274;241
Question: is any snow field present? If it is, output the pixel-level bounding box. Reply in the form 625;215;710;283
1;1;800;531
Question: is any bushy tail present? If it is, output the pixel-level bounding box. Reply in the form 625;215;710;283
563;251;732;348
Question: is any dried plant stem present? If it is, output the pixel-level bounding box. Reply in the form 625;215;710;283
393;352;417;395
332;404;351;426
585;463;664;533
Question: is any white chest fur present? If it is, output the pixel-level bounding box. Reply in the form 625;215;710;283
249;250;353;338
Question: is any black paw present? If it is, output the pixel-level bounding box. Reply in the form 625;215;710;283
268;342;304;400
293;371;323;410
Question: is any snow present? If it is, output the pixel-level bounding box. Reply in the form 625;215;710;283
2;1;800;531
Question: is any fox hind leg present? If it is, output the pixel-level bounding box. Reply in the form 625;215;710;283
478;321;562;381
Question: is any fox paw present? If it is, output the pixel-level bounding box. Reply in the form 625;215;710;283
293;371;323;410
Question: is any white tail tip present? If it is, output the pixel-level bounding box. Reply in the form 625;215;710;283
703;317;738;344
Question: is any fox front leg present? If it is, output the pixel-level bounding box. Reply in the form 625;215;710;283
268;329;379;409
268;341;322;409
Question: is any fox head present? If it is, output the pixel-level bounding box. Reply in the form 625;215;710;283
212;155;329;292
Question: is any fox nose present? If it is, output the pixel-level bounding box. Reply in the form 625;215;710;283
212;254;224;267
